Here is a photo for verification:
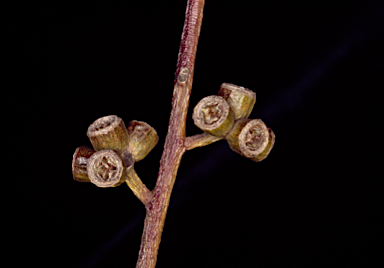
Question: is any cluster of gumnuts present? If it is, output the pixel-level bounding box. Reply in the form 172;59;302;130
72;83;274;188
192;83;275;162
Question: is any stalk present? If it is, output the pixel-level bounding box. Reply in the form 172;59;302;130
135;1;205;267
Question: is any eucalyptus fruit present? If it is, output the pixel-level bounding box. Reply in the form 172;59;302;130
192;95;235;137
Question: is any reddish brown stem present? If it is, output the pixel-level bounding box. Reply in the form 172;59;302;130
135;1;205;267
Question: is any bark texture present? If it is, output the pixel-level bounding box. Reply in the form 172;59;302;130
135;1;205;267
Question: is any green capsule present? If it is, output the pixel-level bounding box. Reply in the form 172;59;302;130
87;115;129;154
218;83;256;120
192;95;235;137
126;120;159;162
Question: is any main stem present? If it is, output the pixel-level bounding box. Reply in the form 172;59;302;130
135;1;205;267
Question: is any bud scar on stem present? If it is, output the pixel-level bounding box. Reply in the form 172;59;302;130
177;67;190;83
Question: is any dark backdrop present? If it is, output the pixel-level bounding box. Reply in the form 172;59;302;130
5;0;383;267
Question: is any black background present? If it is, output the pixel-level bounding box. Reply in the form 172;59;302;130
5;0;383;267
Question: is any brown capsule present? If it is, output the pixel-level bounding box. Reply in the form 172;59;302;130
86;115;129;154
252;127;275;162
226;119;273;161
218;83;256;120
87;150;126;188
72;146;95;182
192;95;235;137
226;119;252;155
126;120;159;162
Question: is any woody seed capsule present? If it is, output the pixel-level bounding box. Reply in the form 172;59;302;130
226;119;274;162
87;150;126;188
126;120;159;162
192;95;235;137
72;146;95;182
218;83;256;120
87;115;129;154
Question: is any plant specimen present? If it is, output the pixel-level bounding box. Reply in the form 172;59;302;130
71;0;275;267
